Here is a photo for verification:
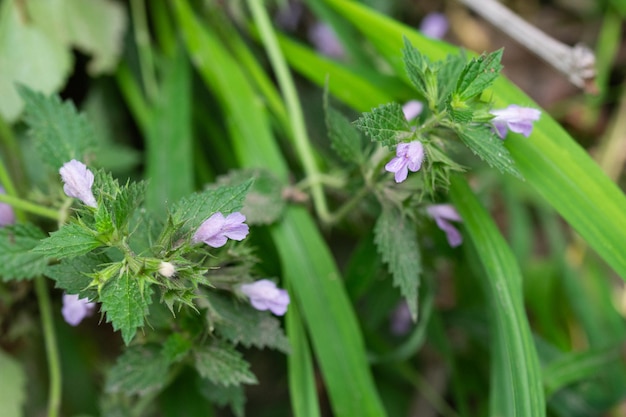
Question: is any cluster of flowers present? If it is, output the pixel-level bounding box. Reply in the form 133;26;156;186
56;160;290;326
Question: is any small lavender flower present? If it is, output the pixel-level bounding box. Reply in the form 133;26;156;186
426;204;463;247
402;100;424;122
390;301;413;336
0;187;15;227
192;212;249;248
490;105;541;139
59;159;97;208
62;294;96;326
240;279;290;316
308;23;345;59
420;12;449;39
385;141;425;183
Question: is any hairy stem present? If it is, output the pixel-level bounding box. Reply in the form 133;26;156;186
0;194;59;221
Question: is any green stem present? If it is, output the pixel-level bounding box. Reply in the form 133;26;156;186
34;276;62;417
0;194;59;221
246;0;331;223
130;0;159;103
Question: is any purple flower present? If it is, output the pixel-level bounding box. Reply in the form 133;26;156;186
385;141;425;183
426;204;463;247
402;100;424;122
62;294;96;326
59;160;97;208
240;279;290;316
420;12;449;39
192;212;249;248
0;187;15;227
308;23;345;59
490;105;541;139
390;301;412;336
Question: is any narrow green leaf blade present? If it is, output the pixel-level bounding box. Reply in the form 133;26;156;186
450;176;545;417
374;206;421;319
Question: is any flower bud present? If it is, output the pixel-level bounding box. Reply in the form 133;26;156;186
59;159;97;208
158;261;176;278
0;187;15;227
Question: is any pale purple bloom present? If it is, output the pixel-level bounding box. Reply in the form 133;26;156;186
0;187;15;227
62;293;96;326
402;100;424;122
192;212;249;248
420;12;449;39
158;261;176;278
308;23;345;59
385;141;425;183
390;301;412;336
426;204;463;247
59;160;97;208
240;279;290;316
490;105;541;139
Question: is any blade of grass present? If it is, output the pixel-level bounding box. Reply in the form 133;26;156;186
450;176;545;417
172;2;387;416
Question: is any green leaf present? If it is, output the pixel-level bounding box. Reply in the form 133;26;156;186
162;333;193;364
194;343;258;387
209;294;290;353
0;223;48;281
105;344;169;395
455;125;522;178
45;252;108;298
33;222;103;259
18;86;96;170
172;179;253;235
197;377;246;417
454;49;503;102
354;102;411;148
374;206;421;320
325;100;365;164
212;169;286;225
449;176;544;417
100;270;152;345
113;180;147;230
0;349;26;417
436;53;467;105
402;38;437;104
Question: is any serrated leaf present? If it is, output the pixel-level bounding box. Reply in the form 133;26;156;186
456;125;523;179
45;252;109;298
436;53;467;105
194;343;258;387
100;270;152;345
209;294;290;353
113;181;147;230
0;223;48;281
374;206;421;320
212;170;285;225
454;49;503;101
402;37;434;101
172;180;253;234
197;377;246;417
105;344;169;395
33;222;103;259
354;102;411;148
325;102;365;164
18;86;96;170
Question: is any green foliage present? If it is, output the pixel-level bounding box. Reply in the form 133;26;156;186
100;270;152;345
0;350;26;417
45;252;107;299
325;99;365;164
453;49;503;102
209;294;290;353
0;223;48;281
162;333;193;364
193;343;258;387
105;345;169;395
18;86;96;170
455;125;522;178
354;102;411;148
113;181;147;230
374;206;421;320
33;222;103;260
197;379;246;417
402;38;437;106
